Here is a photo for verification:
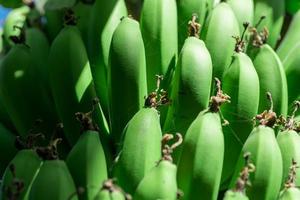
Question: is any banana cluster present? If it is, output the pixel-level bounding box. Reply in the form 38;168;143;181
1;0;300;199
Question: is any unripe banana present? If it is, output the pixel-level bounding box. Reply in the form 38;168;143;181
108;17;147;144
133;133;181;200
87;0;127;117
223;191;249;200
133;160;177;200
0;42;54;136
230;125;283;199
249;44;288;117
48;22;108;145
29;160;78;200
278;130;300;186
278;160;300;200
227;0;254;33
164;28;212;137
221;50;259;186
201;2;239;80
280;42;300;105
252;0;285;47
277;11;300;61
66;114;107;200
140;0;177;93
0;149;42;200
177;79;229;200
44;10;64;42
177;0;209;53
73;1;93;47
113;107;161;194
0;124;17;176
94;179;131;200
279;187;300;200
2;6;30;50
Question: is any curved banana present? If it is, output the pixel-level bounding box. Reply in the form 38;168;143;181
0;124;17;176
48;18;107;145
277;11;300;62
249;44;288;117
277;130;300;187
29;160;78;200
177;79;229;200
0;149;42;200
0;39;54;136
108;16;147;144
230;99;283;200
133;133;181;200
201;2;239;80
113;107;161;194
164;17;212;137
66;112;107;200
140;0;177;93
252;0;285;47
221;36;259;187
227;0;254;33
87;0;127;117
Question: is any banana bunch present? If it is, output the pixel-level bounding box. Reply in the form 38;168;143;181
1;0;300;199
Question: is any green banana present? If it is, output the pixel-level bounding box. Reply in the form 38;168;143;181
221;29;260;187
249;43;288;117
0;38;54;136
223;154;254;200
140;0;177;93
73;1;93;47
279;188;300;200
94;179;131;200
29;160;78;200
133;133;181;200
201;2;239;80
229;95;283;199
276;102;300;187
277;11;300;61
87;0;127;118
252;0;285;47
29;139;78;200
48;18;108;145
113;106;161;194
2;6;30;51
285;0;300;14
66;111;107;200
164;16;212;137
1;147;42;200
177;79;229;200
0;124;17;176
277;129;300;187
227;0;254;33
281;42;300;105
44;9;64;42
278;160;300;200
108;16;147;144
177;0;210;51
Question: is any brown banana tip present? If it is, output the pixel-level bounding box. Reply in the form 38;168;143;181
285;159;299;188
209;78;230;113
188;14;201;38
255;92;277;127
